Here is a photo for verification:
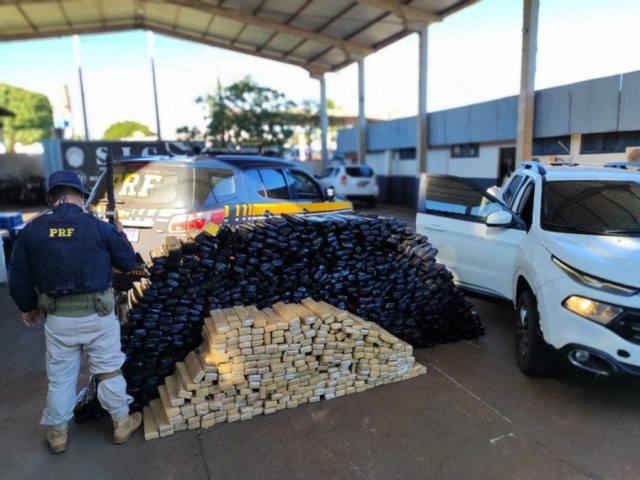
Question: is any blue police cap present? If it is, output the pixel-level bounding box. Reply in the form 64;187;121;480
47;170;90;196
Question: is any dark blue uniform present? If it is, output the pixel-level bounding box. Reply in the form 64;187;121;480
9;203;136;312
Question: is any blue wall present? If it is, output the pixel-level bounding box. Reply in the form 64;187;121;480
338;70;640;153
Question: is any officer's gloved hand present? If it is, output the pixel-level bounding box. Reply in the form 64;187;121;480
113;209;124;233
21;310;40;327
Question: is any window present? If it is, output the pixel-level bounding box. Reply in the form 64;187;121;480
397;148;416;160
244;169;267;200
532;136;571;155
502;174;527;208
345;166;374;178
514;182;535;230
423;175;503;222
285;170;323;201
108;164;191;207
542;180;640;234
318;167;335;179
196;169;236;205
256;169;290;200
581;131;640;154
451;144;479;158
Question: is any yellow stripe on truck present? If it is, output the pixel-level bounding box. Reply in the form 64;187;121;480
248;201;352;216
223;200;348;224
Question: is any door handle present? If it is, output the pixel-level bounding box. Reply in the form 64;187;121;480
425;224;447;232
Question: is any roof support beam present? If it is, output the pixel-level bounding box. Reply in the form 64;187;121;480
2;0;62;4
145;22;330;74
352;0;442;25
97;0;106;27
15;3;38;32
57;0;72;29
166;0;374;56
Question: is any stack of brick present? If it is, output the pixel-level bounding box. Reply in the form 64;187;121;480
143;297;426;440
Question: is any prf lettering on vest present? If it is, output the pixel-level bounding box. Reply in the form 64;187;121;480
49;228;75;238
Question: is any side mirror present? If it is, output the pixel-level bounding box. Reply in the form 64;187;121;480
486;210;512;227
325;186;335;202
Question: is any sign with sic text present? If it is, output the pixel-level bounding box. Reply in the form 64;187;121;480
58;140;204;190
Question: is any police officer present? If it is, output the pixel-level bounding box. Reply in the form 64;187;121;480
9;170;142;454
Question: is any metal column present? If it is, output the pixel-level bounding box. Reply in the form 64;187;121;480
319;74;329;166
516;0;539;163
416;25;429;176
72;35;90;141
357;56;366;165
310;69;329;166
147;31;162;141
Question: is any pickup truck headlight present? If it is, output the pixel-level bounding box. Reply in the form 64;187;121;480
552;257;639;296
562;295;623;325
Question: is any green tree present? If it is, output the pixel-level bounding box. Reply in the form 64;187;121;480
103;121;154;140
201;76;298;151
286;98;349;159
0;83;53;153
176;125;202;140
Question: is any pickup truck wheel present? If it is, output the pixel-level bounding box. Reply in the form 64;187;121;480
516;289;557;376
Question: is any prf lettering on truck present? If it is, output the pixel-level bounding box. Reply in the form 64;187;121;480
115;173;163;198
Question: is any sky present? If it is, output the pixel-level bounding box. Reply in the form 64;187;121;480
2;0;640;141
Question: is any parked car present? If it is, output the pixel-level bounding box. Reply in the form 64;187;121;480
87;153;353;263
416;161;640;377
605;161;640;171
316;164;379;207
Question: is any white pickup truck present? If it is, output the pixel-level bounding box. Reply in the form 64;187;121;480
416;161;640;377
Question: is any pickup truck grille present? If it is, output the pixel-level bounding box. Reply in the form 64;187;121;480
609;310;640;345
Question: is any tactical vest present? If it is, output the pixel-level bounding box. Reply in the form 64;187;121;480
27;204;114;297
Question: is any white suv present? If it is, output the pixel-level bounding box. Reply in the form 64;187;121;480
416;161;640;377
317;164;379;207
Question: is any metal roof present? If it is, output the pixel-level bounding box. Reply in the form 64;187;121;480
0;0;477;75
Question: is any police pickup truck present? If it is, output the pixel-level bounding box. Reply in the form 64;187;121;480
416;161;640;377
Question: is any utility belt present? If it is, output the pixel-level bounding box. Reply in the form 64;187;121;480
38;289;116;318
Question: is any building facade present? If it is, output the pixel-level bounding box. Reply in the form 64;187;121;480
337;70;640;206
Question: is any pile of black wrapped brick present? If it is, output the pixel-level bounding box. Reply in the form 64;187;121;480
121;213;484;409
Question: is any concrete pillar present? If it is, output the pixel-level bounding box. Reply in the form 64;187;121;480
310;69;330;166
570;133;581;164
318;74;329;166
385;149;393;177
357;56;366;165
416;25;429;176
515;0;539;164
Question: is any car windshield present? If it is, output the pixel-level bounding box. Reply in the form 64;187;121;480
541;180;640;236
92;163;196;208
346;166;374;177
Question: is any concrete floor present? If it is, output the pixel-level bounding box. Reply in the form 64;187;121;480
2;204;640;479
3;288;640;479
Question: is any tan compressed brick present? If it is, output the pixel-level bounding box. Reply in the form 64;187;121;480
143;406;160;440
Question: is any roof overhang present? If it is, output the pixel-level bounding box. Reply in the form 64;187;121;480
0;0;478;75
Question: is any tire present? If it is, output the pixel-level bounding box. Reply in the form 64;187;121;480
515;289;557;376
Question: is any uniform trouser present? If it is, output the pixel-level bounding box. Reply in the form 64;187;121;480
41;311;133;427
